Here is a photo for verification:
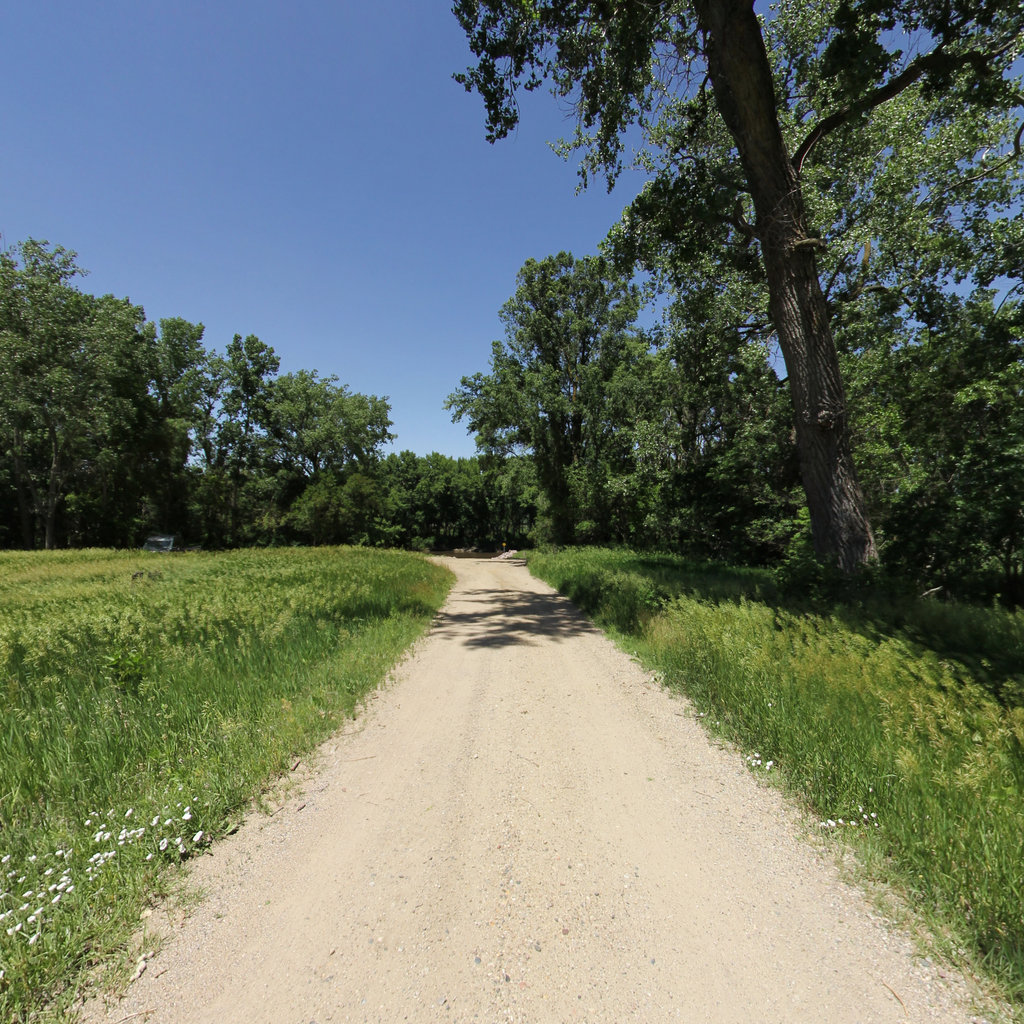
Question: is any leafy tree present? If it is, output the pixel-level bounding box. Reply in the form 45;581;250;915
844;289;1024;603
0;240;162;548
479;454;538;548
646;283;800;561
61;294;164;547
0;240;93;547
217;333;280;544
268;370;393;480
286;475;348;546
454;0;1024;570
144;317;209;536
448;252;647;543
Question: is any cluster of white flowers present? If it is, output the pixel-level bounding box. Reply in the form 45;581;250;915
820;800;880;830
745;753;775;771
1;847;74;950
694;712;722;726
1;798;210;959
817;786;881;830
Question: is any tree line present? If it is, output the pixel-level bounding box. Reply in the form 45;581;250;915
4;0;1023;605
0;239;535;553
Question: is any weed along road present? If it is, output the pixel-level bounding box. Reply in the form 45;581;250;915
83;557;981;1024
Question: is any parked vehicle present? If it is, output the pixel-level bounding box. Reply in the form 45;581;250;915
142;534;176;552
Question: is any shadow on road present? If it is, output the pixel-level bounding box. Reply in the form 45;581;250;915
430;585;600;648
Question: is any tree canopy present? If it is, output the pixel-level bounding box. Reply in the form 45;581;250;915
454;0;1024;570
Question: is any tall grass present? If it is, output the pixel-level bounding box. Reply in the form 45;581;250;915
527;547;1024;1009
0;547;451;1021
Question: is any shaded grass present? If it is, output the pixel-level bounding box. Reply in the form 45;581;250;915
527;547;1024;1011
0;547;452;1021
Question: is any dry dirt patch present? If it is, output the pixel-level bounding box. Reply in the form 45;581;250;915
81;556;988;1023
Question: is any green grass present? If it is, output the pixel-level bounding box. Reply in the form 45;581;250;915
0;547;452;1021
526;546;1024;1012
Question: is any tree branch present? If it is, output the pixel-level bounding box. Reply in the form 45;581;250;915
932;118;1024;199
793;36;1020;174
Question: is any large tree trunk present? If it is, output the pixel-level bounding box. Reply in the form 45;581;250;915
695;0;877;571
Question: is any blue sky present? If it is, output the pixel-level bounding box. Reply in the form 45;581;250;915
2;1;648;457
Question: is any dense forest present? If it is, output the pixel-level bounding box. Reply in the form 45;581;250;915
3;0;1023;606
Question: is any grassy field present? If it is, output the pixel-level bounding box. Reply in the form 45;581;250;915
526;547;1024;1013
0;547;452;1021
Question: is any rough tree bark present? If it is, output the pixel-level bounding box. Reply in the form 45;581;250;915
694;0;877;571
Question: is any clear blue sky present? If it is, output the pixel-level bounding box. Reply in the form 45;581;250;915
2;1;648;458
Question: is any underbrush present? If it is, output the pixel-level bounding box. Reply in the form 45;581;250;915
527;546;1024;1011
0;547;452;1021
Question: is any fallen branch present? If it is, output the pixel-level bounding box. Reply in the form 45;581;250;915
880;979;907;1016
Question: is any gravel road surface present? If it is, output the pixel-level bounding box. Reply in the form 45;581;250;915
81;556;987;1024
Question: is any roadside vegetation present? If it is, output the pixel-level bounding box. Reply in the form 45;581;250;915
0;547;451;1021
527;547;1024;1010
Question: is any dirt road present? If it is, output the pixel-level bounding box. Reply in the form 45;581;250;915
82;557;984;1023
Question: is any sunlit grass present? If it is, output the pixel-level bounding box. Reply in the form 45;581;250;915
0;547;452;1021
527;547;1024;1011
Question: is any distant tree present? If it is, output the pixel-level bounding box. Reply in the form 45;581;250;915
286;475;347;546
0;240;161;548
218;333;279;544
479;454;538;548
448;252;646;544
144;317;208;536
268;370;393;479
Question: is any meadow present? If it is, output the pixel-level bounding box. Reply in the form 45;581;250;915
0;547;452;1021
526;547;1024;1012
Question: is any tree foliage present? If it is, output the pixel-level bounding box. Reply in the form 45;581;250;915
448;252;649;543
454;0;1024;570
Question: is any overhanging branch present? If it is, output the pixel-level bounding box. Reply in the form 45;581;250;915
793;35;1020;174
